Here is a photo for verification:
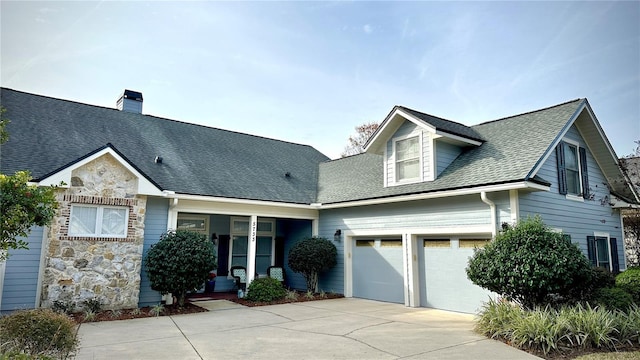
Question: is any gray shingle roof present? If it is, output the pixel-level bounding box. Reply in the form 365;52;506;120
399;106;484;142
0;88;329;204
318;99;584;204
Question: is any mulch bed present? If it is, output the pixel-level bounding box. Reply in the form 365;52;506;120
228;291;344;307
508;341;640;359
70;302;207;323
70;291;344;323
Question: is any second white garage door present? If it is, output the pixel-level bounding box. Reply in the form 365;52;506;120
352;239;404;304
419;238;495;313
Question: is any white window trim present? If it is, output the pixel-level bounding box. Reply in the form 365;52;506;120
228;217;275;275
562;138;584;201
593;232;612;272
392;132;423;185
69;204;129;238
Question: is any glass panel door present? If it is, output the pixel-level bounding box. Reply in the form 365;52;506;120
255;236;273;274
231;235;248;268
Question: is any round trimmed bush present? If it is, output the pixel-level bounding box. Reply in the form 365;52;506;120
288;237;337;292
245;277;286;302
0;308;79;358
466;216;593;309
616;267;640;303
593;287;634;311
145;230;217;307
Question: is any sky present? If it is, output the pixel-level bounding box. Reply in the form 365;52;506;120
1;1;639;159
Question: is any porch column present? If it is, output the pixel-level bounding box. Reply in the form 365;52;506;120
246;215;258;285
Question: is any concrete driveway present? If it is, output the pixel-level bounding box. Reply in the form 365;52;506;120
76;298;539;359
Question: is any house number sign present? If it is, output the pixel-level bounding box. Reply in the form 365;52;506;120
250;219;257;242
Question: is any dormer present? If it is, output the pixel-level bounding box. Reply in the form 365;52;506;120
364;106;484;187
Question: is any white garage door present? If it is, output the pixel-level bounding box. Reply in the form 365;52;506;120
352;239;404;304
419;239;495;313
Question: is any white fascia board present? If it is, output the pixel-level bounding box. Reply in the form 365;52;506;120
343;225;492;237
365;108;435;154
37;148;163;196
434;130;483;146
166;193;320;220
318;181;550;209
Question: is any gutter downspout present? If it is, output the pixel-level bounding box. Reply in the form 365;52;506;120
481;191;497;238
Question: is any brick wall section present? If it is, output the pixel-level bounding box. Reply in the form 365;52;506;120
42;153;148;310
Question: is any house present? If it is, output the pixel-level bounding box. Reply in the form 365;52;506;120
0;88;636;314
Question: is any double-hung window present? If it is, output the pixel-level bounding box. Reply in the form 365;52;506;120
395;136;420;182
556;140;589;199
229;217;275;275
587;234;620;273
69;204;128;238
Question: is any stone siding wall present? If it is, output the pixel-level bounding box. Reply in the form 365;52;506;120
42;154;147;310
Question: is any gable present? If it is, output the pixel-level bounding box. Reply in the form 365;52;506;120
528;102;638;203
38;146;163;196
365;106;482;155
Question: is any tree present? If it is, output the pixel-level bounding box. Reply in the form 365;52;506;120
341;122;379;157
0;107;58;261
144;230;217;307
466;216;593;309
620;153;640;266
288;237;337;292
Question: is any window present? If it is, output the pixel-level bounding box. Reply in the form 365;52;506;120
69;205;128;238
587;235;619;272
556;140;589;199
423;239;450;248
564;143;580;195
229;217;275;275
176;214;209;235
395;136;420;182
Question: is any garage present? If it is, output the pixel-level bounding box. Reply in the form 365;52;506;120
419;238;495;313
352;238;404;304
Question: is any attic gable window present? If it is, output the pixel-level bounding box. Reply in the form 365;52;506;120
395;136;420;182
556;140;589;199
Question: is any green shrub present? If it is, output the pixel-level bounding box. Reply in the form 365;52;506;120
0;308;78;359
245;277;286;302
145;230;217;307
288;237;337;292
510;306;565;354
616;267;640;303
612;305;640;346
592;287;634;311
81;298;102;313
561;304;616;349
51;300;74;315
466;216;593;309
590;267;616;290
474;299;523;340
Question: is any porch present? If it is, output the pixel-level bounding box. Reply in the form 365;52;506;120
139;195;320;307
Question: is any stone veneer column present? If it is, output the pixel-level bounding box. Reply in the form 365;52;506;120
42;154;147;310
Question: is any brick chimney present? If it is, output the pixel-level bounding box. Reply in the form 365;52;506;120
117;90;143;113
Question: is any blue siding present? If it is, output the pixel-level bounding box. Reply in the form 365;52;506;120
520;125;625;269
139;197;168;307
281;219;313;291
435;140;463;177
1;227;44;313
318;194;498;294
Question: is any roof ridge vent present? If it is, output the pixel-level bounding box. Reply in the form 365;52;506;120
117;89;143;113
